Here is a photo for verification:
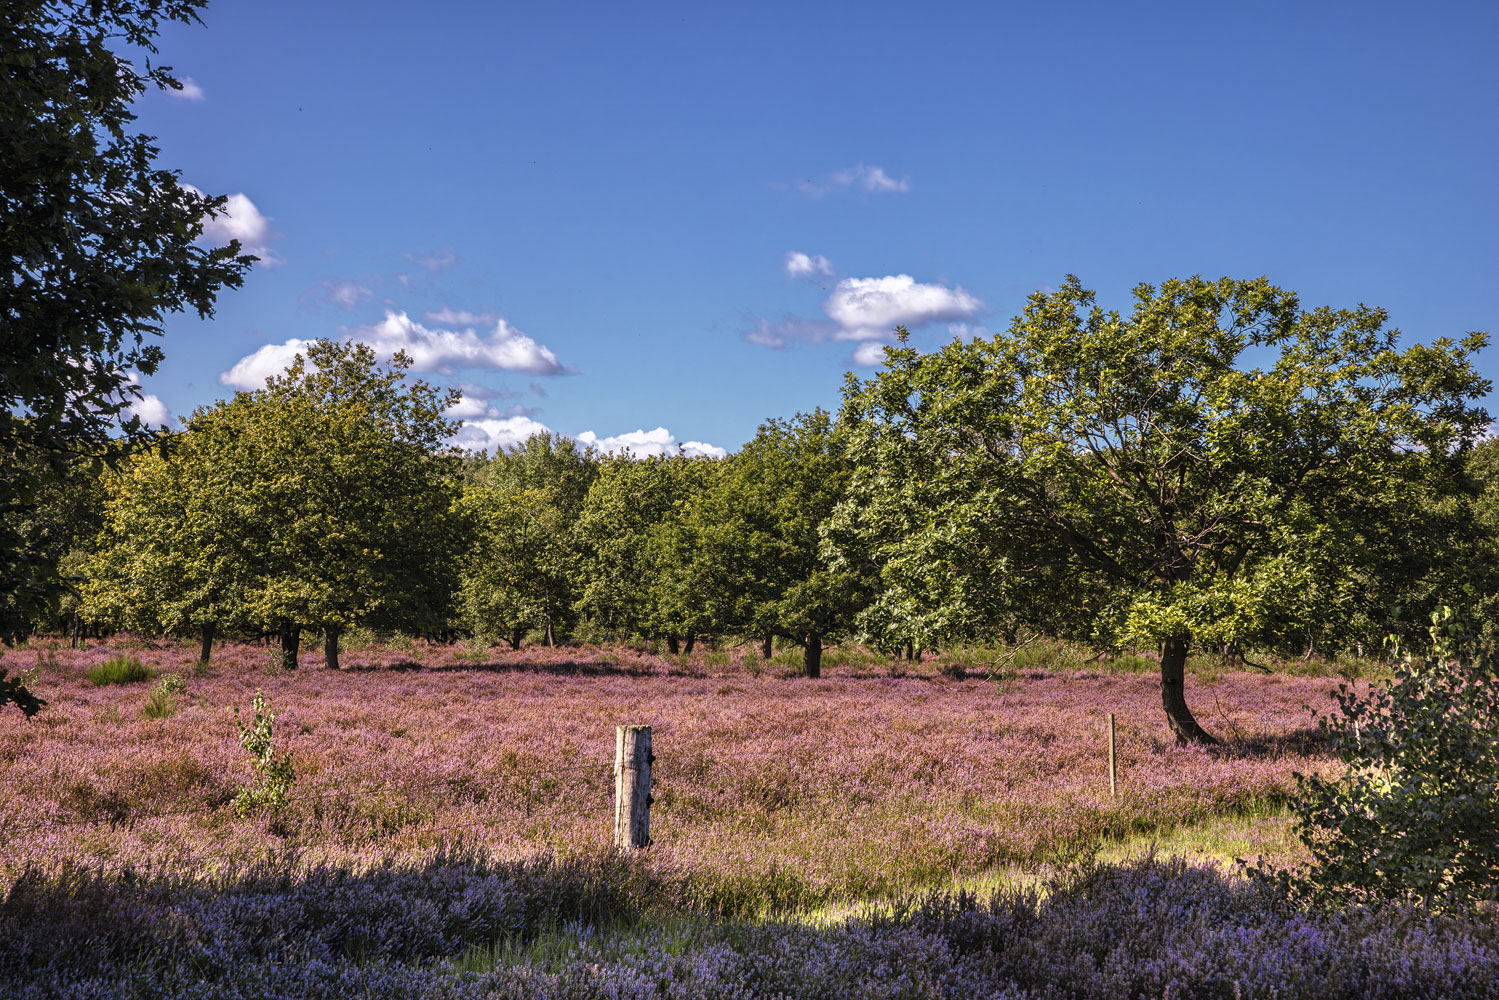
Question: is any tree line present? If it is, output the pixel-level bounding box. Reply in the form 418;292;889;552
9;277;1498;745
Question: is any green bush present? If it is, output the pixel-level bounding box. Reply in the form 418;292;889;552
232;690;296;815
87;654;155;686
1270;606;1499;910
142;674;185;719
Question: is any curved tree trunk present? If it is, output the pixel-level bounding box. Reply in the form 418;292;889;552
280;623;301;671
804;633;822;678
509;627;523;651
199;624;215;665
1161;637;1217;745
666;634;680;654
683;632;696;654
761;635;773;659
324;626;341;670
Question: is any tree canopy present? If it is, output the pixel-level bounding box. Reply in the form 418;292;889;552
2;0;249;710
84;341;468;668
838;275;1491;742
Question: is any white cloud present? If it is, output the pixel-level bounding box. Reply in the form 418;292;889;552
354;311;565;375
946;322;990;340
741;314;839;349
218;310;567;391
424;307;496;326
451;415;553;454
322;280;373;310
788;164;911;198
785;251;833;278
575;427;726;459
127;393;174;427
851;342;891;367
218;338;317;390
184;185;280;264
823;274;982;341
169;76;206;101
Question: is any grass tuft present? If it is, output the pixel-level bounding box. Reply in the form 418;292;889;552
87;654;155;686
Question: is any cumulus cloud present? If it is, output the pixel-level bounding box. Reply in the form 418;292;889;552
451;415;553;454
321;280;373;310
576;427;726;459
354;311;565;376
424;307;496;326
184;184;280;264
442;392;538;422
787;164;911;198
127;393;174;427
741;314;839;349
218;311;567;390
851;342;892;367
169;76;206;101
218;338;317;390
823;274;982;341
785;251;833;278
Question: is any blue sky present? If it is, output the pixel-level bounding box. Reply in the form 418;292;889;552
129;0;1499;455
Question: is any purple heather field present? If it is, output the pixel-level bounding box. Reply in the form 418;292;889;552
4;638;1496;999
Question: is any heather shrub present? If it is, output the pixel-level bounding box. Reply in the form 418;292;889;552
1272;606;1499;910
86;654;154;686
232;690;295;815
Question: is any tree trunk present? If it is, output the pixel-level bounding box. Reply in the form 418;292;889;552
546;619;555;647
1160;638;1217;745
280;623;301;671
761;635;773;658
683;632;696;654
666;634;680;654
325;625;341;670
199;624;215;664
509;627;523;651
905;639;914;661
804;633;822;678
70;615;80;649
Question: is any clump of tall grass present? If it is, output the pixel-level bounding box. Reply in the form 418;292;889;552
142;674;185;719
87;654;155;686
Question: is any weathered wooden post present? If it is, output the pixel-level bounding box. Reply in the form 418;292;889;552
1107;712;1118;798
614;725;652;849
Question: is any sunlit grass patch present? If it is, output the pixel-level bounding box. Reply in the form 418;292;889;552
87;654;155;686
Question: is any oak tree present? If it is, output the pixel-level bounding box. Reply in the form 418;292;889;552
838;276;1490;743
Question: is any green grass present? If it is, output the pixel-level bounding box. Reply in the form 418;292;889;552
87;654;155;686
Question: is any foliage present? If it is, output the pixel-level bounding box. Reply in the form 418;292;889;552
232;690;295;815
142;673;185;719
0;667;45;718
1;0;252;647
462;433;598;647
86;654;154;686
84;341;468;667
837;275;1491;741
1273;606;1499;909
574;453;719;644
683;410;870;675
81;429;252;643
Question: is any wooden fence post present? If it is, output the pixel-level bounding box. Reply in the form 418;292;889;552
615;725;652;849
1108;712;1117;798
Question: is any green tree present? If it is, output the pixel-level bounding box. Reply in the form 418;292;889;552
575;453;719;649
85;341;467;668
839;276;1490;743
1273;606;1499;910
81;429;252;663
461;433;597;647
688;410;868;676
2;0;251;657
